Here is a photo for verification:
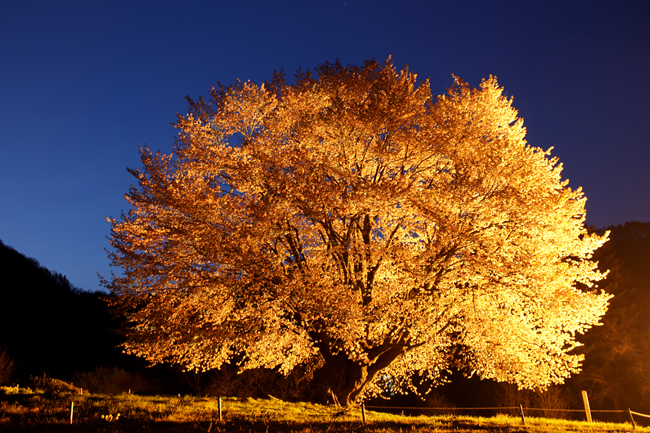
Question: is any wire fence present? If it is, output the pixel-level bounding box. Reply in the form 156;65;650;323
205;393;650;429
361;394;650;429
363;405;634;413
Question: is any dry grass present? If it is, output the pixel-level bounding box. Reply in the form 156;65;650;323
0;381;646;432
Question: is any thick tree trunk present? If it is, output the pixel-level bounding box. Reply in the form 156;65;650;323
312;352;367;406
311;345;408;406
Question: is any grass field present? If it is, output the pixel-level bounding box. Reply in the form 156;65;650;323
0;381;645;432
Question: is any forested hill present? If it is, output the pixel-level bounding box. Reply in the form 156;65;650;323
0;239;123;382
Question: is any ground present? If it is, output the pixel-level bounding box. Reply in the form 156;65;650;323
0;380;644;432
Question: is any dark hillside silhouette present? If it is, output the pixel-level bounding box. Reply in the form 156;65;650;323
0;239;125;382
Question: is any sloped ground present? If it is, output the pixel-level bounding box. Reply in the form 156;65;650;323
0;380;643;432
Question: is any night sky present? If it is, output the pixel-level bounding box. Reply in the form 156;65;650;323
1;1;649;292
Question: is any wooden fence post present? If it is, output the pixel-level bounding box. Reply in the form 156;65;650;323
70;401;74;424
362;403;367;424
518;404;526;424
627;408;636;430
582;390;592;422
218;396;223;421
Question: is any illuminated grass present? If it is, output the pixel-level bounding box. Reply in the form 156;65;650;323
1;385;646;432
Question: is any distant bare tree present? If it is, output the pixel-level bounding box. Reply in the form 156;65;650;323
574;222;650;412
0;346;16;385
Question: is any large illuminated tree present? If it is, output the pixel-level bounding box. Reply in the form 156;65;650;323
106;58;610;406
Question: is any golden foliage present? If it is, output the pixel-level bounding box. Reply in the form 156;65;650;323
106;58;610;403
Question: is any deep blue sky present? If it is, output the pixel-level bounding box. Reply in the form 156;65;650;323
1;1;649;292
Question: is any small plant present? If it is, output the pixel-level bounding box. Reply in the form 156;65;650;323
1;385;33;395
101;412;120;422
0;385;38;395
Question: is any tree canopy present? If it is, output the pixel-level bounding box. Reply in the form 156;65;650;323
106;58;610;406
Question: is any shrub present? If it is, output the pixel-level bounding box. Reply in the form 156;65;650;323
425;391;458;415
493;383;569;419
71;366;150;394
534;386;569;419
493;383;534;417
204;364;315;400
